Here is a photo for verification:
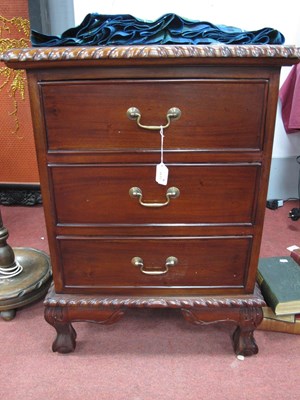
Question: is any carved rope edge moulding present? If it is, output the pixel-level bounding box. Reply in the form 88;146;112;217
44;284;265;309
1;44;300;62
44;296;266;309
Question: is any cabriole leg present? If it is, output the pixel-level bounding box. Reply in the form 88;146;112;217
44;306;76;353
232;307;263;356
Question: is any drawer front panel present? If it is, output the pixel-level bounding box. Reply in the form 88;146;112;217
59;236;251;289
42;79;267;151
51;164;259;225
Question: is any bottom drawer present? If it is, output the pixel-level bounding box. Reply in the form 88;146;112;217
57;236;252;293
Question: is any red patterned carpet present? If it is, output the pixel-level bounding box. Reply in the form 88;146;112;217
1;202;300;400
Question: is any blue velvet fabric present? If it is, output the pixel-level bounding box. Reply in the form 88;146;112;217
31;13;285;47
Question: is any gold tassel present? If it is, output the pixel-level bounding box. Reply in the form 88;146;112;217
0;15;30;135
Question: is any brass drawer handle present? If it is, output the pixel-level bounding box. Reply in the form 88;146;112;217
129;186;180;208
131;256;178;275
127;107;181;130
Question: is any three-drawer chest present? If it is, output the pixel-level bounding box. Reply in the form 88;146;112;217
3;44;299;355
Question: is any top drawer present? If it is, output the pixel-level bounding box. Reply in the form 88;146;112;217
41;79;268;152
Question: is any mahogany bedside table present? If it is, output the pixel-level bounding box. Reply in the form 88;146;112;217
3;44;299;355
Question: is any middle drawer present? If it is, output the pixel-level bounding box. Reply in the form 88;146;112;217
50;163;260;225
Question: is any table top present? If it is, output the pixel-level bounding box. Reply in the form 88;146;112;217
2;44;300;69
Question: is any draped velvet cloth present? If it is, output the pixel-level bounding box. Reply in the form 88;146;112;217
279;64;300;134
31;13;285;47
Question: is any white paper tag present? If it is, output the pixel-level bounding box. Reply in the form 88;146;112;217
287;245;300;251
156;162;169;185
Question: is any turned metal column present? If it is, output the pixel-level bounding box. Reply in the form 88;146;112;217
0;208;52;320
0;209;23;281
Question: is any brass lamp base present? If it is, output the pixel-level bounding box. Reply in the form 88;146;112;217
0;247;52;320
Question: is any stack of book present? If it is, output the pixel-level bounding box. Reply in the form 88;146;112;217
291;247;300;265
257;249;300;334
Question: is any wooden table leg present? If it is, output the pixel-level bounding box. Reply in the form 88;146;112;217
181;306;263;356
44;307;77;353
232;307;263;356
44;304;124;353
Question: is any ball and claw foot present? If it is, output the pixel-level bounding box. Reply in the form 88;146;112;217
52;322;77;354
232;326;259;357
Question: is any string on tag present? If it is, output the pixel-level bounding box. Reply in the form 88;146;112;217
160;125;164;164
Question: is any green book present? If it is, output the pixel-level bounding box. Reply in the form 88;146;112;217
257;257;300;315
